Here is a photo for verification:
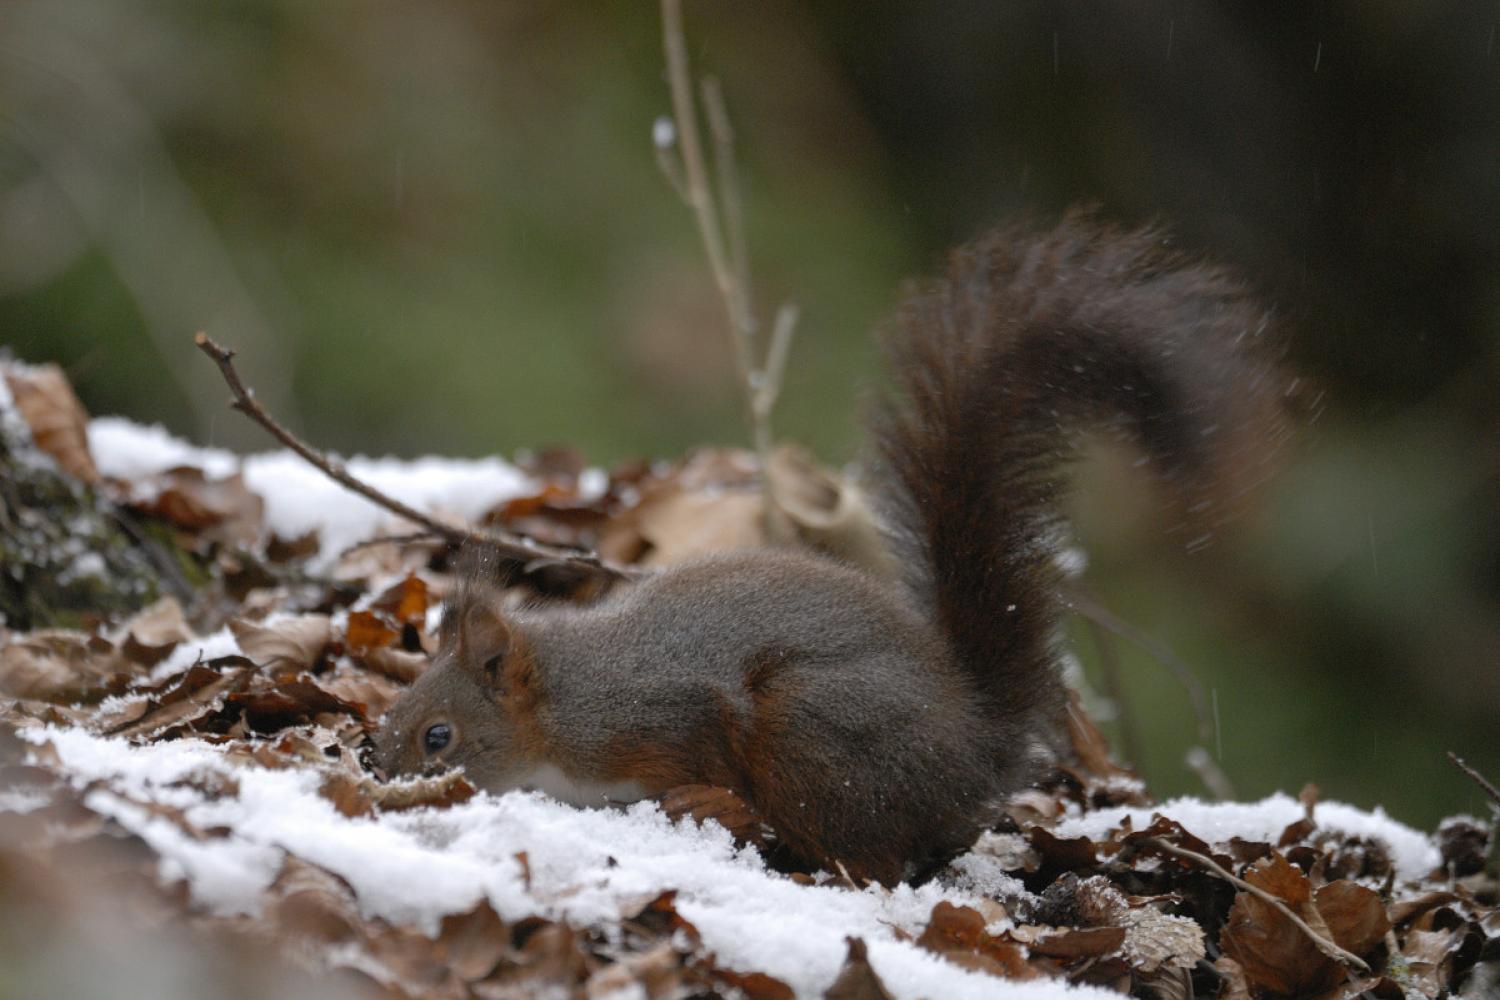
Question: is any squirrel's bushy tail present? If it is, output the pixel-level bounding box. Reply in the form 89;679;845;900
873;209;1295;748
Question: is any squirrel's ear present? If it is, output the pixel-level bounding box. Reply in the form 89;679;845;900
457;599;511;683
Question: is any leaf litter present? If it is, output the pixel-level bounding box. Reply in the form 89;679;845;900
0;372;1496;999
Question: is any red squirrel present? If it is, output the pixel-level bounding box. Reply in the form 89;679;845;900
374;211;1292;885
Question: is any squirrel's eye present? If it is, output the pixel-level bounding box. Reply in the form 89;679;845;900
422;723;452;755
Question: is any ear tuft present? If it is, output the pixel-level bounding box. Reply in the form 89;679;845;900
458;597;511;680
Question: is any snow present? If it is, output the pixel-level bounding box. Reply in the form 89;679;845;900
88;417;535;565
24;721;1445;998
1057;792;1440;881
28;725;1118;999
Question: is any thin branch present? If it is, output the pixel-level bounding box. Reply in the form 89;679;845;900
1142;838;1371;973
338;531;448;559
1446;751;1500;810
193;332;636;581
701;75;755;342
1065;583;1214;745
660;0;748;383
754;303;800;434
659;0;798;540
1087;615;1141;767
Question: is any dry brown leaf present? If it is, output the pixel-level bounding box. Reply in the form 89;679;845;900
916;901;1036;979
227;677;363;734
134;467;265;547
1220;854;1344;996
0;630;127;701
369;575;432;628
1389;890;1461;927
585;942;681;999
266;530;321;563
316;667;406;720
3;362;99;482
269;857;364;945
1403;925;1462;998
368;770;476;812
345;611;400;656
438;901;509;983
1314;879;1390;959
1029;925;1126;960
659;784;765;847
355;647;427;686
1214;955;1253;1000
765;445;896;577
230;615;332;672
118;597;192;668
1027;826;1101;871
106;663;254;739
600;484;765;566
823;937;896;1000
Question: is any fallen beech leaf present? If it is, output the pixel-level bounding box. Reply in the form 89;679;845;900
660;784;765;846
3;362;98;482
344;610;400;656
0;630;127;701
1403;925;1462;998
765;445;897;577
1220;854;1343;996
107;664;254;739
356;647;427;685
716;968;795;1000
601;484;765;566
439;900;509;982
586;942;681;999
316;667;406;719
230;614;332;672
1213;956;1253;1000
1315;880;1389;959
369;770;476;812
319;772;375;819
118;597;191;667
916;901;1035;979
1389;890;1461;927
265;530;321;563
369;574;432;628
227;677;363;733
135;467;265;547
269;857;363;945
1029;926;1126;960
823;937;895;1000
1027;825;1100;871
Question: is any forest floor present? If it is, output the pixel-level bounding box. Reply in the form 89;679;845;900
0;360;1495;1000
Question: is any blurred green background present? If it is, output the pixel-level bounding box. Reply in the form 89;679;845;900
2;1;1497;830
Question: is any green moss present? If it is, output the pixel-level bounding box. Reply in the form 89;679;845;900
0;420;162;630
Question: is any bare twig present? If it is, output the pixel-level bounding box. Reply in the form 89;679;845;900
701;75;755;341
1446;751;1500;809
657;0;800;536
337;531;448;559
660;0;744;373
1086;616;1141;767
1143;837;1371;973
193;332;637;581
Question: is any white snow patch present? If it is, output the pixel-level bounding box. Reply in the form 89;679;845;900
1057;792;1440;881
25;726;1120;999
88;417;535;566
